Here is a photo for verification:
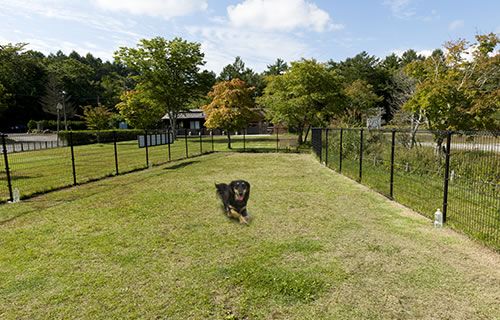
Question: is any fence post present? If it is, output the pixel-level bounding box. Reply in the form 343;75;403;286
276;127;279;152
1;134;13;202
243;129;246;152
390;130;396;199
359;129;364;182
144;130;149;167
319;129;322;163
211;130;214;152
442;131;452;224
167;128;171;161
113;130;119;175
185;128;189;158
339;128;343;173
69;131;77;185
325;128;329;166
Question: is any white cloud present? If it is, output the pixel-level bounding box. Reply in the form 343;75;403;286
383;0;416;19
448;19;464;31
186;26;311;73
226;0;342;32
92;0;208;19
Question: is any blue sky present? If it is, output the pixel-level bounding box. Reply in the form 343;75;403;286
0;0;499;73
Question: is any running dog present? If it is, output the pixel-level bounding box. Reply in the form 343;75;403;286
215;180;251;225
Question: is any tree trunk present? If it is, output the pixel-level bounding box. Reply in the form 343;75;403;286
169;112;178;140
227;131;232;149
303;125;311;143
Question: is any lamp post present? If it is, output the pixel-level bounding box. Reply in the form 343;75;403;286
56;102;63;147
61;90;68;130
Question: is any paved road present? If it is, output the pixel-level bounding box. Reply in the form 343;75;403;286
420;141;500;152
6;133;59;142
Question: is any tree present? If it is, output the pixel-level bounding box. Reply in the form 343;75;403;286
342;79;383;126
40;74;76;130
0;43;47;130
202;79;256;149
264;58;288;76
82;104;114;130
115;89;164;129
218;56;264;96
258;59;344;144
404;33;500;147
115;37;206;135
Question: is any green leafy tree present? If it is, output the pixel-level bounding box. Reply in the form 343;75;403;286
115;37;206;135
202;79;256;149
82;104;114;130
115;89;164;129
264;58;289;76
0;43;47;129
342;79;383;125
218;56;264;96
258;59;344;144
404;33;500;146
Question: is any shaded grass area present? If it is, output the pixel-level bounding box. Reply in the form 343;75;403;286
0;134;295;202
1;153;499;319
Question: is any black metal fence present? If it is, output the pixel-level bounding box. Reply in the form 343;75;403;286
312;127;499;250
0;127;298;203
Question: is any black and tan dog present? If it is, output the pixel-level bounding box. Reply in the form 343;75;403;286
215;180;251;224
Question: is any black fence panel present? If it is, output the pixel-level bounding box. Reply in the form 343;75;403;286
312;127;499;250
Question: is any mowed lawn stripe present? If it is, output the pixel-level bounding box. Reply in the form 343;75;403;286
0;153;499;319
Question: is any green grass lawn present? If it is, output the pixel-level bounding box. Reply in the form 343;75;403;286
0;134;300;202
1;153;499;319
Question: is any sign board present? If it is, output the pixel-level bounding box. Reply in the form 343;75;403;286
138;132;173;148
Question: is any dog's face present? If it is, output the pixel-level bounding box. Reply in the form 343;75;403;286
229;180;250;203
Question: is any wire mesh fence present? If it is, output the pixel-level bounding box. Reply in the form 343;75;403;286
0;128;300;203
312;127;499;250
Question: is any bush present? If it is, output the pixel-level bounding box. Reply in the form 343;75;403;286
58;129;144;145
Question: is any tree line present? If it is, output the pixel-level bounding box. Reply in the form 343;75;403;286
0;33;498;143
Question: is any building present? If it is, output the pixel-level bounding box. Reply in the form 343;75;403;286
162;109;270;135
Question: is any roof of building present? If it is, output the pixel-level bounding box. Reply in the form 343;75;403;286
162;109;205;120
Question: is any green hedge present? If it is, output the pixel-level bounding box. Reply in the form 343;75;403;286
28;120;87;131
58;130;144;145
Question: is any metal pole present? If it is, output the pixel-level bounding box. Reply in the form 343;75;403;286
211;130;214;152
1;134;13;202
185;128;189;158
390;130;396;199
167;128;171;161
199;131;202;154
69;131;77;186
144;130;149;167
325;128;329;166
243;129;246;152
276;126;279;152
319;129;322;163
113;131;119;175
359;129;364;182
339;129;343;173
442;131;452;224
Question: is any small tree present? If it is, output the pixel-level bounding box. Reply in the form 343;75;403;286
342;79;383;126
82;104;113;130
115;89;164;129
202;79;256;149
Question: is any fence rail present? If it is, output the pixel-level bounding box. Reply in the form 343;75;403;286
311;127;499;250
0;127;298;204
